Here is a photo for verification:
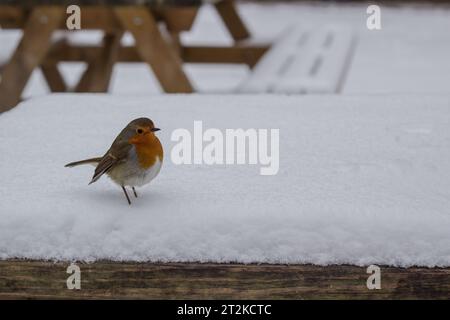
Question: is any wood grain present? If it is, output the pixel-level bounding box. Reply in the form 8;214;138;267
0;260;449;299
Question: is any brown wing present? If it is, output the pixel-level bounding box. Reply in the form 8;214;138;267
89;138;132;185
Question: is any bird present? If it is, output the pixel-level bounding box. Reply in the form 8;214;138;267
65;118;163;205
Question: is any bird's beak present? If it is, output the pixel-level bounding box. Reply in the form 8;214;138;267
151;128;161;132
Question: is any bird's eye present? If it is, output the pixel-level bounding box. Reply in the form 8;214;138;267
137;128;143;134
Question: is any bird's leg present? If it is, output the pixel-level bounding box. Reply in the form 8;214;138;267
132;187;138;198
122;186;131;205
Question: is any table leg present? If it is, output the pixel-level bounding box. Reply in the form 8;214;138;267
75;31;123;92
41;39;67;92
41;63;67;92
214;0;250;41
0;7;64;113
114;7;193;93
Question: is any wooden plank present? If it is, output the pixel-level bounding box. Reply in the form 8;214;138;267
114;6;193;93
0;7;64;113
0;6;27;28
0;0;202;6
75;31;123;92
46;42;103;63
45;43;269;66
214;0;250;41
0;6;197;32
182;45;269;67
0;260;449;299
0;6;120;30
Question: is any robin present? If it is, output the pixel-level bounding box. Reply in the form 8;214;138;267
65;118;163;205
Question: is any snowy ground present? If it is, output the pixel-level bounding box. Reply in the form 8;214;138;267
1;2;450;95
1;2;450;266
1;94;450;266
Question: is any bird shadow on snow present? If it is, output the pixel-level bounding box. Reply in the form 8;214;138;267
72;187;170;209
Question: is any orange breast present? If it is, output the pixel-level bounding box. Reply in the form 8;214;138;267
134;136;163;169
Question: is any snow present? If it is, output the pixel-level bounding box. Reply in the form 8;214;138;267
1;2;450;266
239;25;355;93
1;94;450;266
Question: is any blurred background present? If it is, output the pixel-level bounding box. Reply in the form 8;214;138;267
1;0;450;107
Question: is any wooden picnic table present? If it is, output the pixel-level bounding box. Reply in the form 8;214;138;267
0;0;269;112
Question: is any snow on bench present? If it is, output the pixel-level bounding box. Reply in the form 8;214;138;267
239;26;356;94
1;94;450;266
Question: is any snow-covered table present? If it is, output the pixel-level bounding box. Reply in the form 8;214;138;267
1;94;450;267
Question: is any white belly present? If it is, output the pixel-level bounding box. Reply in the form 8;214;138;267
107;150;162;187
123;158;162;187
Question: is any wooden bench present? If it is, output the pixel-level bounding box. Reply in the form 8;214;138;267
239;25;356;94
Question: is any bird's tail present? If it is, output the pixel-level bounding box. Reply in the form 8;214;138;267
65;157;102;168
